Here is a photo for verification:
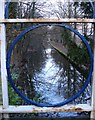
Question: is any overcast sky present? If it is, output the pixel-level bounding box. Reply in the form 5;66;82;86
4;0;93;2
41;0;65;18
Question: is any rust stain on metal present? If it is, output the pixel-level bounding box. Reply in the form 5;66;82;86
0;104;92;113
30;106;85;113
32;109;39;113
0;18;95;23
0;25;1;32
75;108;83;111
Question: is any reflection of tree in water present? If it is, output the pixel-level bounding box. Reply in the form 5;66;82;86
10;26;91;105
51;50;91;104
10;27;48;103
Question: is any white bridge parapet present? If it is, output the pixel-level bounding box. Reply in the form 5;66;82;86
0;0;95;119
0;104;92;113
0;18;95;23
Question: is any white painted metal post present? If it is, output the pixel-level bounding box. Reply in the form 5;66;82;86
91;24;95;119
91;2;95;119
0;0;9;119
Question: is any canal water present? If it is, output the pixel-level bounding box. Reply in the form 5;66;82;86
27;45;90;105
9;27;91;118
11;44;90;117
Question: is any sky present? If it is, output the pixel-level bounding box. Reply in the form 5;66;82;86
35;0;67;18
5;0;95;2
4;0;94;18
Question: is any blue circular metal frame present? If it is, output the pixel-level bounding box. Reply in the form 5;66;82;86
5;0;11;18
6;24;93;107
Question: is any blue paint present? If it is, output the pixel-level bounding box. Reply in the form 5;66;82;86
5;0;11;18
5;0;94;107
6;24;93;107
89;0;95;18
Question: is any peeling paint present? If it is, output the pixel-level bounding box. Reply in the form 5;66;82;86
0;26;1;32
0;19;95;23
0;104;92;113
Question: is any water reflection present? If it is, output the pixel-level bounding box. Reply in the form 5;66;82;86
27;45;90;105
34;48;65;104
11;37;91;106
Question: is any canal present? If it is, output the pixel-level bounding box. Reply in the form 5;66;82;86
9;26;91;118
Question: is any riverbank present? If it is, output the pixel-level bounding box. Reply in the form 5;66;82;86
50;41;88;78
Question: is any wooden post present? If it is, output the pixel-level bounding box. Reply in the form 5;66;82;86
0;0;9;119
